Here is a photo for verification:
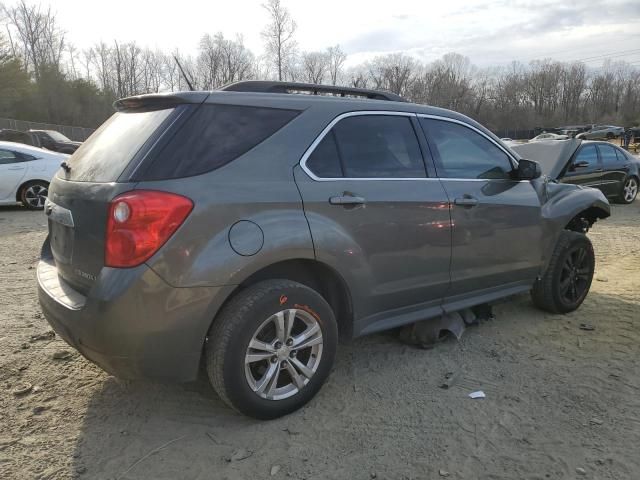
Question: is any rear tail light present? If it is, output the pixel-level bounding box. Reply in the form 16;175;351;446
105;190;193;268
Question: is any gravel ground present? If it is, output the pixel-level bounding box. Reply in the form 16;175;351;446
0;200;639;480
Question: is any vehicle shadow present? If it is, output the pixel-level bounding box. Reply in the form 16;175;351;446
70;291;640;480
0;204;27;211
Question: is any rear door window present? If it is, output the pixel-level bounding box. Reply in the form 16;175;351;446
64;108;175;182
598;144;619;167
304;115;427;179
336;115;426;178
141;104;300;180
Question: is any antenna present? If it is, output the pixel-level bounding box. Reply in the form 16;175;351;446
173;55;195;92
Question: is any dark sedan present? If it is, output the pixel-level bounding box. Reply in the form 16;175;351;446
512;139;639;204
28;129;81;154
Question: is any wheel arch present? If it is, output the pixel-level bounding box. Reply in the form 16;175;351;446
564;204;610;233
216;258;354;341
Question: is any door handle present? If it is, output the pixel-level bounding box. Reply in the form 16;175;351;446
7;166;24;171
329;195;366;205
454;196;479;207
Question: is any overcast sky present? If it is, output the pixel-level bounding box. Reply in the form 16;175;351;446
10;0;640;68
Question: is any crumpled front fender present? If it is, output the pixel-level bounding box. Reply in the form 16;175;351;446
538;181;610;272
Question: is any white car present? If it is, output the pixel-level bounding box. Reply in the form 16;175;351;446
0;141;67;209
531;133;570;142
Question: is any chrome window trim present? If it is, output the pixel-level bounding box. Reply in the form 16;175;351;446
299;110;520;182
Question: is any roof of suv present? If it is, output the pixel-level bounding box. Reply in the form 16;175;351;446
114;81;487;133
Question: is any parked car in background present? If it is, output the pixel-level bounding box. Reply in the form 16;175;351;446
0;141;67;209
558;125;591;137
38;81;610;420
531;132;569;142
512;139;639;204
576;125;624;140
500;137;513;142
29;129;81;153
0;129;42;147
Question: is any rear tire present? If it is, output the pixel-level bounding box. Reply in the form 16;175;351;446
19;181;49;210
531;231;595;314
617;176;638;204
205;279;338;419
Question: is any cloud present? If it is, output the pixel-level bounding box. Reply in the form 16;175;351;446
339;0;640;67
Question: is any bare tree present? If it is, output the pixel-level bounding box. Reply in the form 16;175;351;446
261;0;296;81
301;51;328;83
3;0;65;80
326;44;346;86
197;33;254;89
367;53;416;96
0;30;12;64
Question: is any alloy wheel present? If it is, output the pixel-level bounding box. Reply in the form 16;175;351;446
24;184;48;209
559;245;592;304
245;308;323;401
623;178;638;203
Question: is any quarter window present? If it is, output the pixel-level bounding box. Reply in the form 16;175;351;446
306;131;342;178
305;115;427;179
0;149;20;164
420;118;513;179
143;104;300;180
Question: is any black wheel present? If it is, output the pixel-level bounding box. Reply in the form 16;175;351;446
19;181;49;210
205;279;338;419
618;176;638;204
606;132;614;139
532;231;595;314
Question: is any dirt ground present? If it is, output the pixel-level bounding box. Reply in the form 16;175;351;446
1;199;639;480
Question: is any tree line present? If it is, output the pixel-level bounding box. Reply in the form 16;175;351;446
1;0;638;132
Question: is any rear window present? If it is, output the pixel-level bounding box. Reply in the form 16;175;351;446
63;108;175;182
140;104;300;180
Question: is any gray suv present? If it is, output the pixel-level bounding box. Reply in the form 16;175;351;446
37;81;610;419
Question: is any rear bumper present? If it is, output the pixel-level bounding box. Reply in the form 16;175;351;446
37;250;234;382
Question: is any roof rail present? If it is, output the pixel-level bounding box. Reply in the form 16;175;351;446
219;80;407;102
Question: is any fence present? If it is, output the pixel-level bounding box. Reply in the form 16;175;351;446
493;129;536;140
0;118;96;142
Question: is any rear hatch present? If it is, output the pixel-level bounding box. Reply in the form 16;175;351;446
46;93;206;294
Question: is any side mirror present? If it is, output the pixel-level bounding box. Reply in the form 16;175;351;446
517;159;542;180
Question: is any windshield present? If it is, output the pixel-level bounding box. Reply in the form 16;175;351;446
46;130;72;142
62;108;175;182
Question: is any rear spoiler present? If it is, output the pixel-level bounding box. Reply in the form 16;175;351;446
113;92;209;112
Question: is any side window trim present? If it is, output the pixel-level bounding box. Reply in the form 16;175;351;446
300;111;430;181
299;111;521;182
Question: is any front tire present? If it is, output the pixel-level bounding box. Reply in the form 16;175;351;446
205;279;338;419
19;181;49;210
618;176;638;204
532;231;595;314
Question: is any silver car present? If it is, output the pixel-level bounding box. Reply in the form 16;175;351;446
577;125;624;140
